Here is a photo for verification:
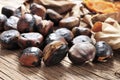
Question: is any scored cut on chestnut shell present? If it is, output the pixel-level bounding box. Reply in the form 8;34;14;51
19;47;43;67
68;42;96;65
43;41;69;66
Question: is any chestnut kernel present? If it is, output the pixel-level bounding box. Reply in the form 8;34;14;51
43;41;68;66
19;47;43;67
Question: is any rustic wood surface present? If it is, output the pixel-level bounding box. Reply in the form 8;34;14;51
0;0;120;80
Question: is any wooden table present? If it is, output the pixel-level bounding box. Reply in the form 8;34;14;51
0;0;120;80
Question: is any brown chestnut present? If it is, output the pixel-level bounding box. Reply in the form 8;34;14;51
68;42;96;64
72;27;92;37
17;13;35;33
94;41;113;62
55;28;74;42
30;3;46;19
36;20;54;36
4;16;19;30
18;32;44;49
45;33;67;45
43;41;68;66
19;47;43;67
2;6;16;18
72;35;94;45
46;9;63;25
0;14;7;31
0;30;20;49
59;16;80;29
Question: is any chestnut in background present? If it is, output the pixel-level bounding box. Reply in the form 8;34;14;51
55;28;74;43
0;30;20;49
19;47;43;67
68;42;96;65
30;3;46;19
72;27;92;37
4;16;19;30
36;20;54;37
94;41;113;62
18;32;44;49
43;41;68;66
17;13;35;33
0;14;7;31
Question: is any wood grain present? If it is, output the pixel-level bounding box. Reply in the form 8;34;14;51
0;0;120;80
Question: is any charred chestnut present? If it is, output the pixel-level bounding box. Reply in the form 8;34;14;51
55;28;74;42
19;47;43;67
45;33;67;45
18;32;44;49
46;9;63;25
72;35;94;45
17;13;35;33
0;30;20;49
30;3;46;19
72;27;92;37
36;20;54;36
0;14;7;31
2;6;16;18
68;42;96;64
94;41;113;62
59;16;80;29
4;16;19;30
43;41;68;66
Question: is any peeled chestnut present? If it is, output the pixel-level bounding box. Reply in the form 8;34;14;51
72;35;94;45
59;16;80;29
45;33;67;45
72;27;92;37
17;13;35;33
36;20;54;36
30;3;46;19
19;47;43;67
2;6;16;18
43;41;68;66
55;28;74;42
0;30;20;49
68;42;96;64
0;14;7;31
4;16;19;30
94;41;113;62
46;9;63;25
18;32;44;49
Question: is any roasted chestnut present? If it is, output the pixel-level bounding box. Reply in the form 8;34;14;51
30;3;46;19
46;9;63;25
2;6;16;18
43;41;68;66
72;27;92;37
18;32;44;49
19;47;43;67
0;30;20;49
59;16;80;29
4;16;19;30
68;42;96;64
55;28;74;42
36;20;54;36
72;35;94;45
45;33;67;45
0;14;7;31
17;13;35;33
94;41;113;62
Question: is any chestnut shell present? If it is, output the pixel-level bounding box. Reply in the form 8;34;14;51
43;41;68;66
19;47;43;67
0;14;7;31
94;41;113;62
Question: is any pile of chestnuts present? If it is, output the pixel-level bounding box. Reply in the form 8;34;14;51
0;1;113;67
